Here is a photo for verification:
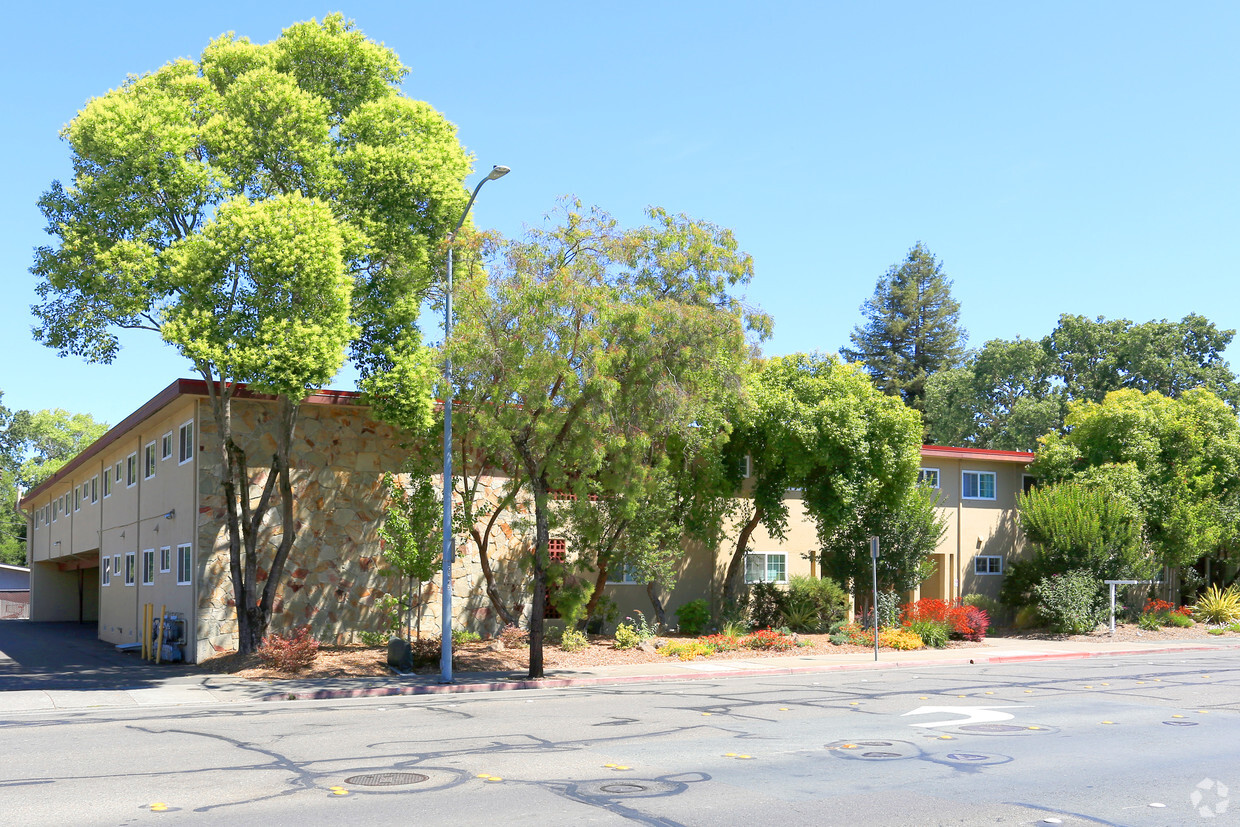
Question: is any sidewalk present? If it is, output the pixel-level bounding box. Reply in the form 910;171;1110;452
2;632;1236;713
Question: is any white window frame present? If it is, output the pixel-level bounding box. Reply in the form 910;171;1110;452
141;549;155;585
101;561;110;587
744;551;788;584
740;454;752;479
918;467;940;488
74;487;81;512
179;420;194;464
113;555;120;576
162;432;174;460
103;470;112;498
1022;474;1038;494
126;453;138;487
962;470;997;501
124;552;136;586
177;544;193;585
114;461;123;484
90;476;98;503
144;442;157;480
974;555;1004;575
159;546;171;573
51;501;57;522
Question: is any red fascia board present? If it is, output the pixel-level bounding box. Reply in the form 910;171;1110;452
20;378;369;506
920;444;1035;464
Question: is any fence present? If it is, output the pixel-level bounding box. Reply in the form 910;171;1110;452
1;591;30;619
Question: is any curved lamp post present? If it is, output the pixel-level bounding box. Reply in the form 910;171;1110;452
442;164;510;683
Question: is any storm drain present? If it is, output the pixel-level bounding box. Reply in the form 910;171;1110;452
1163;720;1199;727
345;772;430;787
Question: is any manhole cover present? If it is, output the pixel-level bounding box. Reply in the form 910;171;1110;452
958;724;1027;733
574;779;679;797
1163;720;1199;727
855;741;893;747
861;752;902;758
345;772;430;787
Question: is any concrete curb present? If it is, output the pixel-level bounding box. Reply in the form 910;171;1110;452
265;641;1238;703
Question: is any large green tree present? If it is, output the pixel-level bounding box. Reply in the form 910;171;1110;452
722;353;925;604
29;15;470;652
925;337;1064;451
447;201;763;678
841;243;967;412
0;403;109;566
924;314;1240;450
1031;389;1240;579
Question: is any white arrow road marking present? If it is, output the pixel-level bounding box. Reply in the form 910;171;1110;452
902;705;1026;728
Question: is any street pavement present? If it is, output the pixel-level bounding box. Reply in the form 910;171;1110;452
2;619;1237;713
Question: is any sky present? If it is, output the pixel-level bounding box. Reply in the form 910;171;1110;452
4;2;1240;427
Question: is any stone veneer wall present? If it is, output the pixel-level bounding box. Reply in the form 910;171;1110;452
194;398;534;661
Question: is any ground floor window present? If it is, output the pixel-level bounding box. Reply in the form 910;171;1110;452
974;555;1003;575
745;552;787;584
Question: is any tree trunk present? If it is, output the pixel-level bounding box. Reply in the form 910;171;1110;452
469;487;521;628
722;503;765;606
646;581;667;629
524;468;550;679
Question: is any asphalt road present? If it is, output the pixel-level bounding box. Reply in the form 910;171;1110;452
1;651;1237;826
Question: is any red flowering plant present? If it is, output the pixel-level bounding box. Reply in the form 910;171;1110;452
900;598;989;644
742;628;797;651
698;633;742;652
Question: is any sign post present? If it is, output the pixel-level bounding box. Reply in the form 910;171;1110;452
870;536;880;661
1104;579;1162;633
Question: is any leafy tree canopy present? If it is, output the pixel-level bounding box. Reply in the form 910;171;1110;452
31;12;471;404
447;200;763;677
1031;388;1240;570
841;243;967;412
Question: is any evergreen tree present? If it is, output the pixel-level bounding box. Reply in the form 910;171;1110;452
842;243;967;411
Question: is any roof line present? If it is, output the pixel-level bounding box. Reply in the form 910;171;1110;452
20;378;369;505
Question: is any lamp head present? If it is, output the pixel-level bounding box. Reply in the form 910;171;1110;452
486;165;511;181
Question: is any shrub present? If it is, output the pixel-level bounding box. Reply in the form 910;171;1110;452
742;628;797;651
560;628;589;652
614;622;642;650
1165;612;1194;628
257;626;320;672
698;633;741;652
962;593;1007;625
907;619;949;648
410;636;441;667
1014;606;1040;629
833;622;875;646
1138;613;1162;631
499;624;527;648
955;605;989;642
1193;585;1240;624
880;628;924;650
660;640;716;661
627;610;657;640
748;583;785;631
781;576;849;632
452;629;482;645
1228;622;1240;633
876;590;901;628
1033;570;1105;634
902;598;951;625
675;599;711;635
721;619;750;638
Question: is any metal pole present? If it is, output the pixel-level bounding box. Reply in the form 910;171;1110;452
870;536;879;662
440;166;510;684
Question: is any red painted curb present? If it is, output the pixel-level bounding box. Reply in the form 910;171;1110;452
263;642;1239;703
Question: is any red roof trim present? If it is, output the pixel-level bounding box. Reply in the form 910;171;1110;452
920;444;1035;463
20;379;369;506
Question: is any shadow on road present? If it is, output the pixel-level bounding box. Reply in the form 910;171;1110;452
0;620;200;692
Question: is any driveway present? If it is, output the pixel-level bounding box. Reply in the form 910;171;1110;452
0;620;198;692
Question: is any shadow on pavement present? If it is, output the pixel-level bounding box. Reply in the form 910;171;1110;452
0;620;199;692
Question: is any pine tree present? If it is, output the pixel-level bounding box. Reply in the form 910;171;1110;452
842;243;967;411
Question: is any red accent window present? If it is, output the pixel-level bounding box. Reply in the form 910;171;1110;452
548;538;566;563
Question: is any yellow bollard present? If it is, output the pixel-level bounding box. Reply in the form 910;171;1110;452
155;604;166;664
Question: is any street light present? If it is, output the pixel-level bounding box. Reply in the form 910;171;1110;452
441;164;510;683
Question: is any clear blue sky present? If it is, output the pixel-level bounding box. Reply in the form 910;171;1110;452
5;2;1240;426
